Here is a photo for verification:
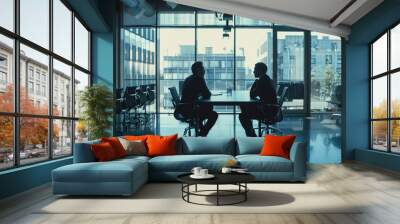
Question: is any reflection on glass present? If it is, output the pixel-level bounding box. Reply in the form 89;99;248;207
372;33;387;76
158;12;195;26
20;117;49;165
197;13;230;26
0;0;14;31
372;76;387;119
122;28;156;86
159;28;195;113
20;44;49;115
159;113;234;137
391;120;400;153
277;32;304;110
122;27;156;112
0;35;14;113
75;17;89;70
74;69;89;118
235;16;271;26
372;121;388;151
198;28;234;112
0;116;13;170
235;29;272;91
391;24;400;70
311;32;342;112
20;0;49;48
53;0;72;60
53;119;72;157
53;59;72;117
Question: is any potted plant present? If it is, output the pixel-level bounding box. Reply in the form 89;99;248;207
79;84;113;140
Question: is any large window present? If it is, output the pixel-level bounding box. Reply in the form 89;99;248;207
370;23;400;153
0;0;91;170
120;10;343;137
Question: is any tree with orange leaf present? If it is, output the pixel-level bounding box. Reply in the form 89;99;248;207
0;84;59;152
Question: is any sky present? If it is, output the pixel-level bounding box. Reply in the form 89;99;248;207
0;0;89;72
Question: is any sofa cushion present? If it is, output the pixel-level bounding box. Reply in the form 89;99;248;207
101;137;127;158
236;155;293;172
177;137;236;155
118;137;147;156
149;154;235;172
147;134;178;157
91;142;118;162
236;137;264;155
53;158;147;183
260;135;296;159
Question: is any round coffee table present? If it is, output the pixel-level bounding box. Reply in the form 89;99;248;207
177;173;255;206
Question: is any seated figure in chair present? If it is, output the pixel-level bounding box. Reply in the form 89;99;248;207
239;62;278;137
178;61;218;136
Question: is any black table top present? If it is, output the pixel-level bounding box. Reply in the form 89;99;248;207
177;172;255;185
197;90;258;106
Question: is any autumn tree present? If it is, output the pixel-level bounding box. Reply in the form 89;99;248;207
372;99;400;144
0;84;59;153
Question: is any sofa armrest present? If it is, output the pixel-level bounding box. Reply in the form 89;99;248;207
289;142;307;181
73;141;99;163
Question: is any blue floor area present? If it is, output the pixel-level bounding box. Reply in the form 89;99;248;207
117;113;342;164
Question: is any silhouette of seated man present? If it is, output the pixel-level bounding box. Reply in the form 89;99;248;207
239;62;278;137
178;61;218;136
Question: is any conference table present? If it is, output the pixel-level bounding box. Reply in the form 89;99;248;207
198;90;258;106
193;90;278;136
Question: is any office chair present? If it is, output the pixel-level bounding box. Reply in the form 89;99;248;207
168;87;197;136
257;86;289;136
123;86;141;130
276;84;281;95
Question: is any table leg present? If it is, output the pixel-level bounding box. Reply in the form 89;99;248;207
195;184;198;192
245;183;248;201
187;184;190;202
217;184;219;206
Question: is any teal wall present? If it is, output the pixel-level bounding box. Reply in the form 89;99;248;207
345;0;400;170
0;158;72;199
0;0;117;200
92;32;114;87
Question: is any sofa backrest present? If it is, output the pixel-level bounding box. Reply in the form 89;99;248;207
176;137;236;155
73;139;100;163
235;137;264;155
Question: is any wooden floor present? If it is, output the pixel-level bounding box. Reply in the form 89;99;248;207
1;162;400;224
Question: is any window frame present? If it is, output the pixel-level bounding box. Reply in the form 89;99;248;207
369;20;400;153
0;0;92;171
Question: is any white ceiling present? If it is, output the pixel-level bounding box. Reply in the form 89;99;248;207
225;0;352;24
167;0;384;38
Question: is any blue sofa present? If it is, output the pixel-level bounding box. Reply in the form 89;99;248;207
52;137;306;196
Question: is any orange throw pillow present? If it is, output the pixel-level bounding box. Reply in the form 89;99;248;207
101;137;126;158
260;135;296;159
124;135;149;141
91;142;118;162
146;134;178;157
